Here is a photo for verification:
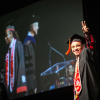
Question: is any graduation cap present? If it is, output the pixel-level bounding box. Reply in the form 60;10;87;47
65;33;86;55
29;15;40;25
6;25;15;31
4;20;15;31
32;15;40;21
4;20;20;40
24;14;40;32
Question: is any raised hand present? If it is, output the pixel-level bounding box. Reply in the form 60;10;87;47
81;21;89;34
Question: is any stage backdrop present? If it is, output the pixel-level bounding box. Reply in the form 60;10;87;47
0;0;83;99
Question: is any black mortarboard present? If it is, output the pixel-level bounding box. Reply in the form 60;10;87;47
24;14;40;31
32;15;40;22
4;20;20;40
28;15;40;25
4;20;15;31
65;33;86;55
67;33;86;44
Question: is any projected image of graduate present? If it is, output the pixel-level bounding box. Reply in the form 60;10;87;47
4;20;27;99
23;15;39;95
64;62;74;86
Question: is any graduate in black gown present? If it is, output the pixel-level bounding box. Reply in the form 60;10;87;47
23;22;39;95
5;25;27;100
65;21;100;100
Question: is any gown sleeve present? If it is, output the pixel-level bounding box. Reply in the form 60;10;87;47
79;47;100;100
24;41;37;91
15;41;27;94
84;34;95;49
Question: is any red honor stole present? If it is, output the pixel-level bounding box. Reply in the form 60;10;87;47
5;38;16;92
74;57;82;100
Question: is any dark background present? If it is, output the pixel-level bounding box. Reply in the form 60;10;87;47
0;0;100;100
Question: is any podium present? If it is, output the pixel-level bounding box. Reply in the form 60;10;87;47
40;60;75;92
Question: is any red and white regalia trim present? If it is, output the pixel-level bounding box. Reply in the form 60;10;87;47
74;57;82;99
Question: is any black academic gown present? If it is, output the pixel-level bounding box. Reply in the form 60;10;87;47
24;40;37;95
78;47;100;100
64;77;74;86
5;40;27;100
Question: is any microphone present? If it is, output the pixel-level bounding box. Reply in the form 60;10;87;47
48;42;50;47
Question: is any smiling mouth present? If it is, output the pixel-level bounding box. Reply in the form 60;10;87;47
74;51;79;53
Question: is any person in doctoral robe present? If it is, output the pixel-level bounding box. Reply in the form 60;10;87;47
65;21;100;100
23;22;39;95
5;25;27;100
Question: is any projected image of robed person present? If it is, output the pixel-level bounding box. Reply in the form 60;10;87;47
64;64;74;86
23;22;39;95
67;64;74;85
65;21;100;100
5;25;27;99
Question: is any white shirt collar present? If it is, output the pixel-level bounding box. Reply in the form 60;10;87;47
9;38;14;48
27;31;34;37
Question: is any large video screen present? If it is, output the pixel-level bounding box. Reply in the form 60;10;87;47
0;0;83;99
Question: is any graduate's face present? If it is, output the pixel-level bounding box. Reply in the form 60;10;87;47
71;41;84;57
68;65;74;76
33;22;39;35
5;30;13;44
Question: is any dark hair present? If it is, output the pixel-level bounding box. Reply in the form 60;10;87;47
10;30;20;41
29;24;33;31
